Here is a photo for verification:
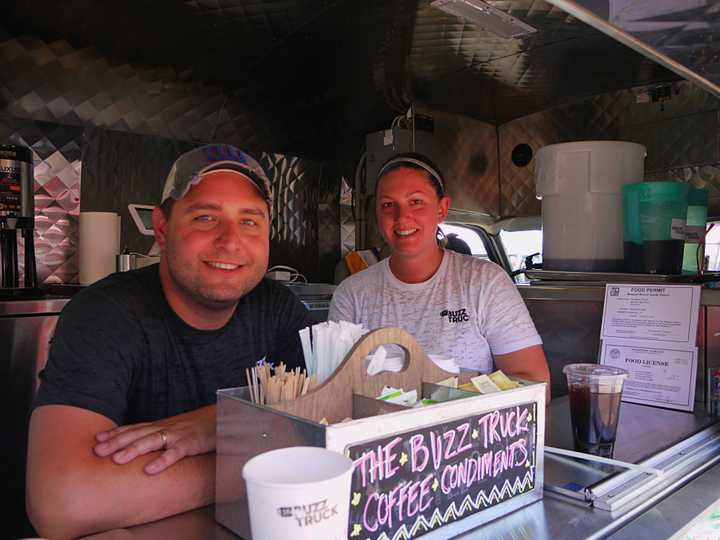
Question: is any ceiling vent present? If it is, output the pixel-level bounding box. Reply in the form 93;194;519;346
431;0;538;38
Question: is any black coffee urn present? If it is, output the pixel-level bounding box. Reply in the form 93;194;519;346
0;144;38;293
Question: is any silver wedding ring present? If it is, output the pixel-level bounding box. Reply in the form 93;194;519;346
159;430;168;450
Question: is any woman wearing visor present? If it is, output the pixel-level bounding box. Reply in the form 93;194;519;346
329;153;550;394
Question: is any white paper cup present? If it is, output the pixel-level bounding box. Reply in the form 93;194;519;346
242;446;353;540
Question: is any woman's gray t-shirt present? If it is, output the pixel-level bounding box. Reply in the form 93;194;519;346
329;250;541;372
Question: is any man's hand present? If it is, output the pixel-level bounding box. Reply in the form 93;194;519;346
94;405;216;474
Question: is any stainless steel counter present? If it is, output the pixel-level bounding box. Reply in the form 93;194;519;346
0;295;70;315
82;463;720;540
80;398;720;540
6;296;70;538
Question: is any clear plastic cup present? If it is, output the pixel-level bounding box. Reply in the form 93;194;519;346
563;364;629;457
242;446;353;540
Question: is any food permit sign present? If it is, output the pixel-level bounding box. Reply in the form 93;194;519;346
599;284;700;412
600;284;700;345
344;402;538;539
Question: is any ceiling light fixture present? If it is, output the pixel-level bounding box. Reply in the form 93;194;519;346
431;0;537;39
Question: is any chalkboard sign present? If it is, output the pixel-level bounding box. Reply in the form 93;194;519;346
346;401;538;539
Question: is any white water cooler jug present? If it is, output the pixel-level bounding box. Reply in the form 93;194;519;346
535;141;646;272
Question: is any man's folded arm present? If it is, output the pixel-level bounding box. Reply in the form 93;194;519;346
27;404;215;540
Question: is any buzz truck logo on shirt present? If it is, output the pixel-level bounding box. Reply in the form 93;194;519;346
440;308;469;323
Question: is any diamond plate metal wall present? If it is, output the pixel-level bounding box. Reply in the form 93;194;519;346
426;107;500;216
82;137;330;283
0;29;337;285
262;153;323;280
0;34;276;152
340;176;355;257
498;81;720;216
0;114;82;284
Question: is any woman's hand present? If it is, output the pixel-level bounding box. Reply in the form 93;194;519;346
93;405;216;474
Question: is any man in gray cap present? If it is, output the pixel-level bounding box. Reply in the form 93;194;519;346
27;144;311;539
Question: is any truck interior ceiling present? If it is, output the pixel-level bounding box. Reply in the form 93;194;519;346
2;1;719;287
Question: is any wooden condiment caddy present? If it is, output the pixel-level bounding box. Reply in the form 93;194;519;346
216;328;546;540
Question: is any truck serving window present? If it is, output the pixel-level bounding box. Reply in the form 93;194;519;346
703;222;720;271
499;228;542;284
438;224;489;259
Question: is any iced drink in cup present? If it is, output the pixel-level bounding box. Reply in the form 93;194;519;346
563;364;629;458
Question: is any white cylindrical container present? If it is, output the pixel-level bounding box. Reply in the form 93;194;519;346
78;211;121;285
243;446;353;540
535;141;646;272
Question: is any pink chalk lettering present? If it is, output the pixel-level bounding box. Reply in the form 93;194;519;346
516;406;530;433
509;438;528;466
477;414;491;448
489;411;501;446
499;409;517;438
493;447;509;477
353;450;375;488
354;438;403;487
394;481;411;522
481;449;494;478
409;433;429;473
443;429;457;460
363;493;380;532
407;479;421;517
376;489;390;528
430;431;443;470
456;422;472;454
418;474;434;513
440;462;455;494
384;436;403;480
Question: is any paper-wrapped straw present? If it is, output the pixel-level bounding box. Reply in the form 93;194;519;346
300;320;368;383
299;328;313;375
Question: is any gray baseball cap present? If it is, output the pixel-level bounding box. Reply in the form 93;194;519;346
161;144;273;209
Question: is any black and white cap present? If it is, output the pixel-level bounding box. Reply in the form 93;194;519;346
161;144;273;209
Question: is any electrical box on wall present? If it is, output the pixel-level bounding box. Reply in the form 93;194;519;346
364;126;438;196
359;124;440;249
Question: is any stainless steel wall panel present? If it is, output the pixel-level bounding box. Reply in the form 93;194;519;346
80;128;198;257
524;298;604;398
80;132;330;283
262;153;323;280
340;176;355;258
317;201;340;284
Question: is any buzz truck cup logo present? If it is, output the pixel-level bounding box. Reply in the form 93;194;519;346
277;498;339;528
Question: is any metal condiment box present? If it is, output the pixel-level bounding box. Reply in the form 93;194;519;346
215;328;545;539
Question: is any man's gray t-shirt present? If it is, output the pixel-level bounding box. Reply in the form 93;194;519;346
329;250;541;372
